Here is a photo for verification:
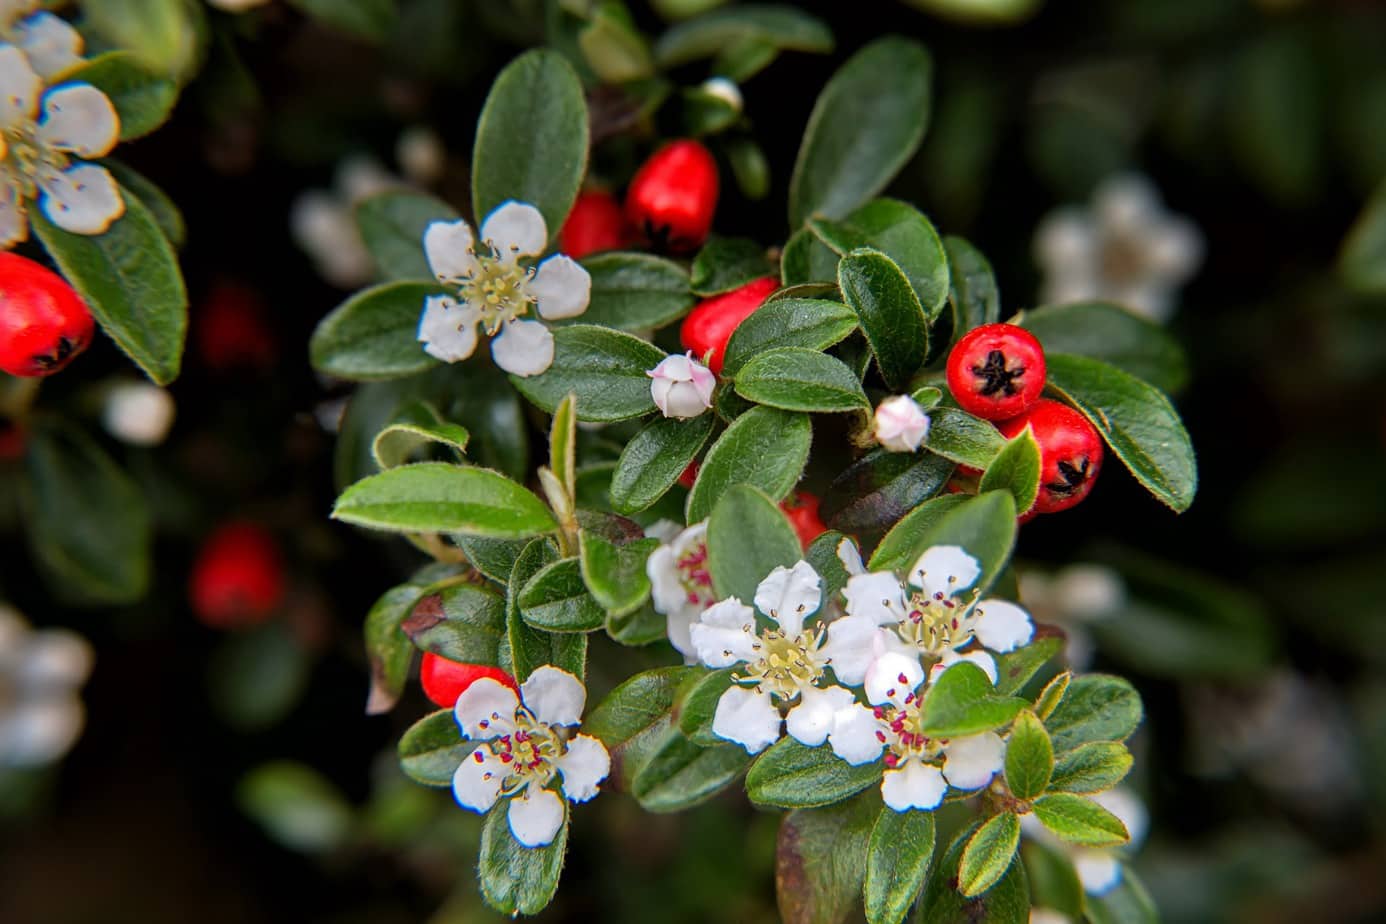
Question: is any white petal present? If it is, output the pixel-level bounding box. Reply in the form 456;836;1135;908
38;84;118;157
665;607;699;664
941;732;1005;790
507;785;565;847
658;380;712;419
881;760;947;812
1030;908;1075;924
422;219;478;283
972;600;1033;654
490;319;554;377
929;649;998;686
843;572;908;626
1095;173;1159;234
688;598;758;668
15;12;84;79
909;545;981;599
646;545;687;615
557;734;609;802
829;702;887;766
753;561;821;635
451;749;505;812
520;665;586;727
0;45;40;128
38;163;124;235
1033;209;1096;275
15;629;92;689
1147;217;1203;280
836;538;865;576
101;382;175;447
711;686;782;754
1092;788;1148;845
480;200;547;262
873;395;930;452
0;698;83;767
453;677;519;740
417;295;480;363
1052;565;1125;619
530;254;591;320
865;652;925;708
820;615;885;687
1073;851;1123;895
336;155;398;204
784;685;855;748
0;179;28;248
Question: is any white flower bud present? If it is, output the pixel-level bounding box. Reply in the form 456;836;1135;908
102;382;175;447
396;126;446;186
873;395;929;452
647;352;716;419
699;77;743;113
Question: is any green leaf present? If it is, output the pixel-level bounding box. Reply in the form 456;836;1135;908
21;420;149;604
1003;711;1053;801
920;661;1026;738
506;540;586;681
454;535;529;584
371;401;469;470
1043;353;1198;513
944;235;1000;337
820;450;954;546
237;762;353;855
334;463;557;538
804;530;853;602
922;407;1006;469
1341;180;1386;294
1049;742;1134;795
578;2;655;82
686;406;811;522
674;668;736;745
864;808;935;924
519;557;606;632
209;625;310;731
80;0;202;79
838;248;929;391
609;414;714;515
585;665;698;749
606;600;669;647
809;199;949;318
363;567;471;715
309;281;444;381
549;393;578;504
780;227;842;287
473;49;588;237
979;430;1042;514
355;191;459;283
788;37;932;227
918;824;1029;924
1031;793;1129;848
62;52;177;141
478;800;568;915
398;709;470;787
707;484;803;602
402;583;508;665
511;325;666;422
725;134;771;198
289;0;396;40
101;160;185;248
775;792;879;924
1020;302;1189;394
1033;670;1070;720
580;528;658;616
746;738;883;808
959;811;1021;897
654;5;832;68
867;490;1017;592
1086;865;1159;924
993;633;1064;696
1021;840;1085;918
579;252;695;331
691;237;773;296
863;492;968;572
734;347;870;413
630;735;751;812
32;190;187;385
722;298;858;378
1044;674;1143;753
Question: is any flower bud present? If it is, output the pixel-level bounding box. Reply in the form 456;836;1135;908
102;382;176;447
699;77;743;113
647;351;715;419
873;395;930;452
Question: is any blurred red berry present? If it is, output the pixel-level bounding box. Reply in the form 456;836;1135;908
998;399;1104;514
0;253;94;378
560;189;631;259
626;140;719;252
196;281;277;373
190;523;286;628
677;460;700;489
781;491;827;550
946;323;1046;421
420;653;519;708
0;420;25;461
680;276;777;374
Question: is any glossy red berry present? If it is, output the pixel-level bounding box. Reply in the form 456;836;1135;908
780;491;827;550
998;399;1104;514
196;281;277;373
680;276;777;374
190;523;286;628
626;139;719;252
560;189;631;259
0;253;94;378
946;323;1046;421
677;460;700;489
420;653;519;709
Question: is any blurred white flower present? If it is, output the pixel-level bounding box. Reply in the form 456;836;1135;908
1034;173;1203;323
0;2;83;78
699;77;743;112
102;381;176;446
1021;787;1148;894
395;126;445;186
290;155;403;289
648;352;715;419
873;394;930;452
1019;563;1126;669
0;604;93;768
645;520;716;662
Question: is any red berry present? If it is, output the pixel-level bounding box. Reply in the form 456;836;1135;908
680;276;777;374
190;523;286;628
196;281;277;373
0;253;94;378
677;460;700;489
420;653;518;708
998;399;1104;514
560;189;631;259
626;140;719;252
780;491;827;550
946;323;1046;421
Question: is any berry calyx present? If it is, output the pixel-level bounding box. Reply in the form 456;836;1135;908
420;653;519;709
0;253;94;378
781;491;827;550
560;189;631;259
625;140;719;253
190;522;286;629
946;323;1046;421
998;399;1104;514
680;275;777;374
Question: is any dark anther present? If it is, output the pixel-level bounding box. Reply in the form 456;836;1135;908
970;349;1025;397
1046;457;1090;496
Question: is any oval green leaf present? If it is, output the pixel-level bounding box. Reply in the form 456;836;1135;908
511;325;667;422
734;347;869;413
310;281;444;381
333;462;557;538
686;406;812;523
579;252;695;331
838;247;929;391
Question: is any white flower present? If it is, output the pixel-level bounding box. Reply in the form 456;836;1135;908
290;155;403;288
648;351;715;419
0;3;83;78
1019;564;1125;669
687;561;858;754
828;653;1006;812
699;77;743;112
395;125;445;186
102;381;175;447
827;542;1034;687
646;521;718;663
418;200;591;377
0;45;122;249
0;604;93;767
451;665;610;848
1034;173;1203;324
1021;787;1148;895
873;395;930;452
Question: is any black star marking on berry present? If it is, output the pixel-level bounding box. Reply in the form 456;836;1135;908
30;336;75;371
971;349;1026;397
1046;457;1090;496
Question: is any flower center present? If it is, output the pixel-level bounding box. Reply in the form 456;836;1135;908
1;121;66;197
455;245;535;335
872;695;946;769
675;540;715;607
477;704;569;797
738;626;827;702
1099;233;1147;284
894;587;980;659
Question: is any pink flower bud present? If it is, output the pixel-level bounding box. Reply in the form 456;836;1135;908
873;395;930;452
647;352;716;419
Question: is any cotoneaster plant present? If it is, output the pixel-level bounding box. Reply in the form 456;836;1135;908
312;33;1197;924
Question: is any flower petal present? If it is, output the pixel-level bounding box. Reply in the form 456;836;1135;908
451;749;505;812
843;571;908;626
711;686;781;754
829;702;887;766
753;560;821;635
480;200;546;262
423;219;478;283
0;697;83;767
784;684;855;748
941;731;1005;790
520;665;586;727
881;760;946;812
557;734;609;802
417;295;480;363
929;649;998;686
39;84;118;158
490;319;554;377
14;12;84;79
13;629;92;690
37;163;124;235
1073;850;1123;895
0;45;40;128
836;537;865;576
972;599;1033;653
820;615;884;687
1093;788;1148;845
0;180;29;248
1033;208;1096;274
865;652;924;708
908;545;981;599
530;254;591;320
453;677;519;740
689;597;758;668
507;785;565;847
